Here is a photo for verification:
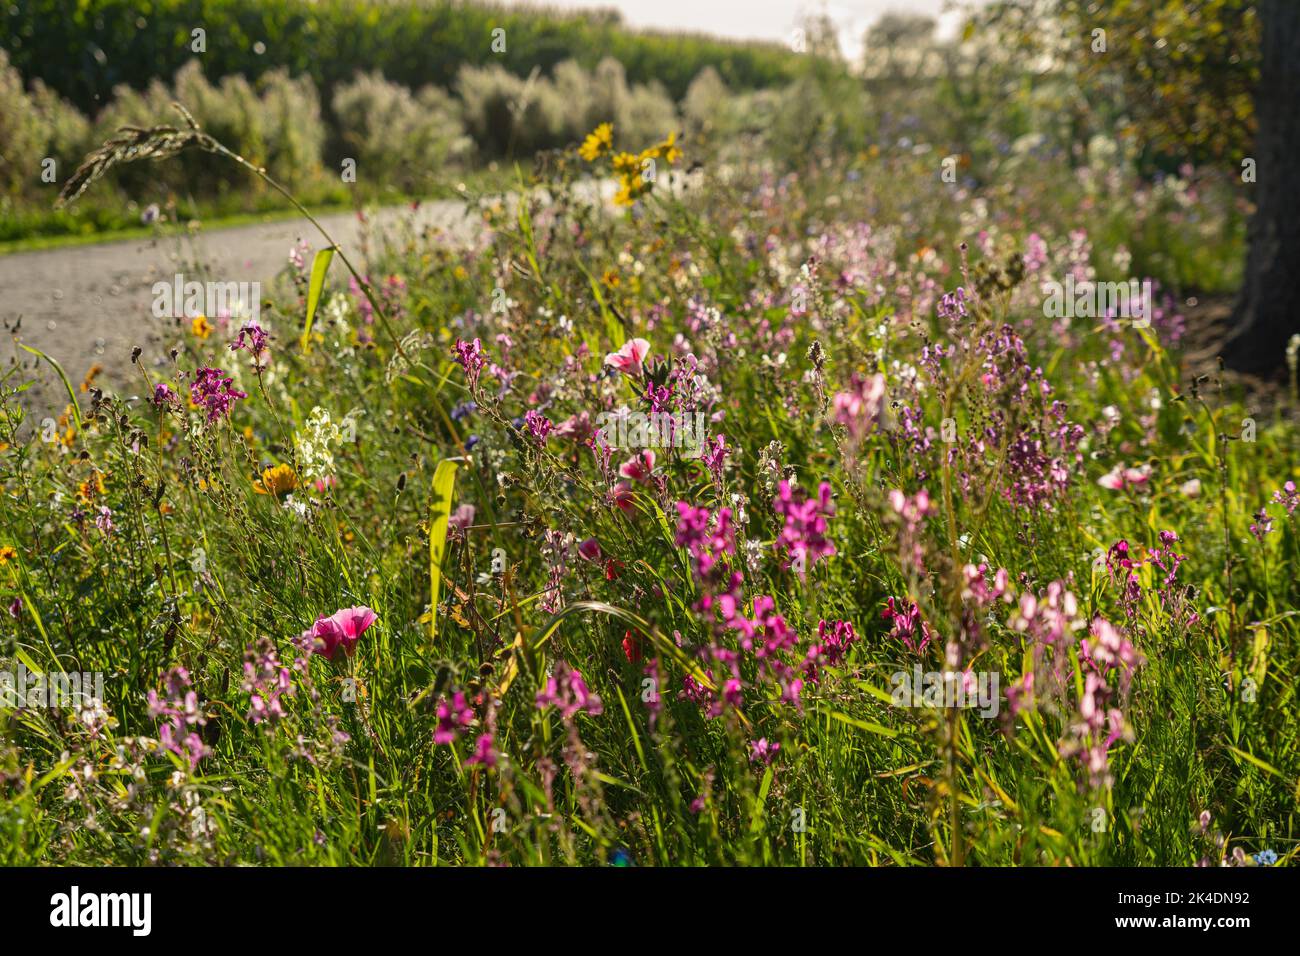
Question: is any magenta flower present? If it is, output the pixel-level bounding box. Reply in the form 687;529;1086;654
882;597;935;654
618;450;655;483
452;338;487;393
151;382;180;409
434;691;475;744
749;738;780;765
535;661;603;719
610;481;637;514
831;372;886;444
300;605;377;661
815;619;859;667
148;667;210;771
604;337;651;377
701;434;728;486
523;409;553;445
465;733;498;768
241;638;293;726
577;537;603;562
773;480;836;577
190;366;247;423
1249;508;1274;541
230;321;270;367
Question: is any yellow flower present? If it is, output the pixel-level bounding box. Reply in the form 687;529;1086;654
254;463;298;497
601;268;621;288
77;471;107;503
0;546;17;565
611;151;640;177
652;132;681;165
80;363;103;393
191;315;213;339
579;122;614;162
56;406;76;448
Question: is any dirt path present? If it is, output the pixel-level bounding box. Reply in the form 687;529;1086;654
0;201;475;417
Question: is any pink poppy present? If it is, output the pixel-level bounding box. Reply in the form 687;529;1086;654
577;537;603;562
604;338;651;377
1098;464;1152;491
618;450;655;483
301;605;377;661
611;481;637;515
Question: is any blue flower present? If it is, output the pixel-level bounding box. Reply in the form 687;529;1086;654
1254;849;1278;866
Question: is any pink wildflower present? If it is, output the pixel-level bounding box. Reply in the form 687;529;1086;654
604;337;652;376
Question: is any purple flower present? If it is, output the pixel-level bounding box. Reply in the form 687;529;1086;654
230;322;271;367
241;637;293;726
435;692;475;745
535;661;603;719
452;338;487;393
465;733;498;768
523;409;553;445
151;382;180;409
190;366;247;423
815;619;859;667
773;480;836;578
749;738;780;765
148;667;210;771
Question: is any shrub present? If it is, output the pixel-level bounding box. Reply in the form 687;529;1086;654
332;71;469;191
0;49;47;195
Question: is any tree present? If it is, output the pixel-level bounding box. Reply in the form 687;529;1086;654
1221;0;1300;375
1052;0;1297;376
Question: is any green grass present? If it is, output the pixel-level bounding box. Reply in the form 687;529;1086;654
0;168;515;255
0;130;1293;868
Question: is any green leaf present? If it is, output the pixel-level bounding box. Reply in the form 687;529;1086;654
1227;746;1282;779
18;343;81;433
824;709;899;738
428;458;459;643
300;246;336;353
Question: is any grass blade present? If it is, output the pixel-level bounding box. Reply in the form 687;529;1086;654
18;343;81;433
300;246;336;353
428;458;459;643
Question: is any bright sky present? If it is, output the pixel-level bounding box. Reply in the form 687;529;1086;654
515;0;985;59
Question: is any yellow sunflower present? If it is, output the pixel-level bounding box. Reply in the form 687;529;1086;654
579;122;614;162
254;463;299;497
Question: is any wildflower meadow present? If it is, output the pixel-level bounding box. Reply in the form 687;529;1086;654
0;0;1297;907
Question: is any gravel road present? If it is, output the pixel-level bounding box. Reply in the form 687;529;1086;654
0;201;475;418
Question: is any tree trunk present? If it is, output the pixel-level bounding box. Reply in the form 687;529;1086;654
1222;0;1300;377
